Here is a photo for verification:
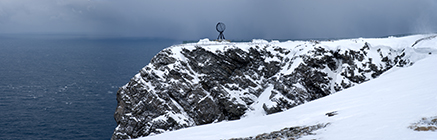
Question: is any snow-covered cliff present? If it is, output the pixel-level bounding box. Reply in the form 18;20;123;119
136;47;437;140
112;34;437;140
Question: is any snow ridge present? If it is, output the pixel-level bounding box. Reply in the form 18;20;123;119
112;34;437;140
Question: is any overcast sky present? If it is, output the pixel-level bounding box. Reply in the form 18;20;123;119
1;0;436;40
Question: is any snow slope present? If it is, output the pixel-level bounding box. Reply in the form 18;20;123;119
136;54;437;140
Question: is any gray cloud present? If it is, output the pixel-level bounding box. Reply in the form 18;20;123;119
0;0;436;40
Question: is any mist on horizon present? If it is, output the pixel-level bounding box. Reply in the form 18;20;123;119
1;0;436;40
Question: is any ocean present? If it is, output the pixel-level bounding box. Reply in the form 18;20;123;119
0;35;179;140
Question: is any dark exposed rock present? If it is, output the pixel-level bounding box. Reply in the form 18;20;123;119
112;38;416;140
229;123;330;140
325;111;338;117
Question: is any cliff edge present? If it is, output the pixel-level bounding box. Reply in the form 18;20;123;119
112;35;435;140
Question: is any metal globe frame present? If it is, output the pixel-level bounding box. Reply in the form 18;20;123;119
216;22;226;40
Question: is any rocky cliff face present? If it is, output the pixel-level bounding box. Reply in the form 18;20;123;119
112;35;433;140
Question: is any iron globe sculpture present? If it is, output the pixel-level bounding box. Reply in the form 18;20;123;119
216;22;226;40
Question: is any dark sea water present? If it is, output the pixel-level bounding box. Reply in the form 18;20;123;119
0;35;179;140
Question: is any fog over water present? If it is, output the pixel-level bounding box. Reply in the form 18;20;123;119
1;0;437;40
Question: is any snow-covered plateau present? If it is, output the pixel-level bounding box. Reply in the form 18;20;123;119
112;34;437;140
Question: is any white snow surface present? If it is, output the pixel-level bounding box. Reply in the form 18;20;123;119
134;35;437;140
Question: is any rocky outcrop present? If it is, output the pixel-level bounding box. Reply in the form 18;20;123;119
112;35;432;140
408;116;437;131
228;123;330;140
